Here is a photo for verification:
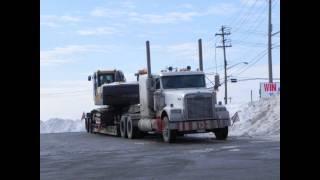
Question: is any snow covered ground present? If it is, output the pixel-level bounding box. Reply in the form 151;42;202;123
40;118;85;134
189;95;280;140
228;95;280;139
40;96;280;140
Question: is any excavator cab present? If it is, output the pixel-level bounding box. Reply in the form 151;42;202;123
98;73;114;86
88;70;126;105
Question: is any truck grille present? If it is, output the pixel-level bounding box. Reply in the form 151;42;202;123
185;93;214;120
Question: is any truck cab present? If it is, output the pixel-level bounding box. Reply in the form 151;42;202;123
138;68;231;142
154;71;215;120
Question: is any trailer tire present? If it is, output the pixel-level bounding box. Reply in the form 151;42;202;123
162;116;176;143
214;127;228;140
120;116;127;138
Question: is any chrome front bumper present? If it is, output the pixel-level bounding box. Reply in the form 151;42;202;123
169;119;230;131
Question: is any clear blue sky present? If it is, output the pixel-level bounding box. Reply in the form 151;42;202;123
40;0;280;120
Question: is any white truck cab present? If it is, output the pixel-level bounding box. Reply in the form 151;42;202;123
138;69;231;142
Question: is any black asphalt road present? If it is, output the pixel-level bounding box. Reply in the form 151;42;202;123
40;132;280;180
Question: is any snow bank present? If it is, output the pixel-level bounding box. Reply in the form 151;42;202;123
189;95;280;140
40;118;85;134
229;95;280;139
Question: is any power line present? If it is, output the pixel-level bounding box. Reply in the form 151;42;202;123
236;78;280;82
224;0;255;27
230;0;279;61
232;0;260;32
229;20;269;64
233;4;268;43
230;48;268;75
234;50;268;76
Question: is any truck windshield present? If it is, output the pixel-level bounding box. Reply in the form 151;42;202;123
99;74;114;86
161;75;205;89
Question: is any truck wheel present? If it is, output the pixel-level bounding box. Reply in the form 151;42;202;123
127;117;143;139
90;114;97;134
177;132;184;137
214;127;228;140
116;124;121;137
88;118;91;133
85;118;89;133
127;117;135;139
162;116;176;143
120;116;127;138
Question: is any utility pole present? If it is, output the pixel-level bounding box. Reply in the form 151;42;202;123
251;90;253;103
268;0;273;83
198;39;203;71
216;26;232;104
229;97;232;104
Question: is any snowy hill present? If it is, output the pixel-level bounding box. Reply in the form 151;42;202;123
40;118;85;134
189;95;280;140
228;95;280;138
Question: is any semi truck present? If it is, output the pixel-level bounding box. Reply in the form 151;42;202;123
84;41;231;143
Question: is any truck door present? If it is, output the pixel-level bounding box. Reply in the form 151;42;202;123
154;78;165;111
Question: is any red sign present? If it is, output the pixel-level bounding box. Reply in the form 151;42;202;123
264;83;277;92
260;82;280;98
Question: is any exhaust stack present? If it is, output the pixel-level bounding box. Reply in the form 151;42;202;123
146;41;152;78
198;38;203;71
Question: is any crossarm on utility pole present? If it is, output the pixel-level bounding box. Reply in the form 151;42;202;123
271;31;280;36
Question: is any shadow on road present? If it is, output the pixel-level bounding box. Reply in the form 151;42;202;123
92;132;235;145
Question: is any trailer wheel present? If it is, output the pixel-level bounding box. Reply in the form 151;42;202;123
162;116;176;143
214;127;228;140
120;116;127;138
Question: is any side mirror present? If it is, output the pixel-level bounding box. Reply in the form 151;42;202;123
88;76;91;81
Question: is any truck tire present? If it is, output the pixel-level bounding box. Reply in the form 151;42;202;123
88;118;91;133
162;116;176;143
127;117;143;139
85;118;89;133
88;118;93;134
177;132;184;137
116;124;121;137
214;127;228;140
126;117;135;139
120;116;127;138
